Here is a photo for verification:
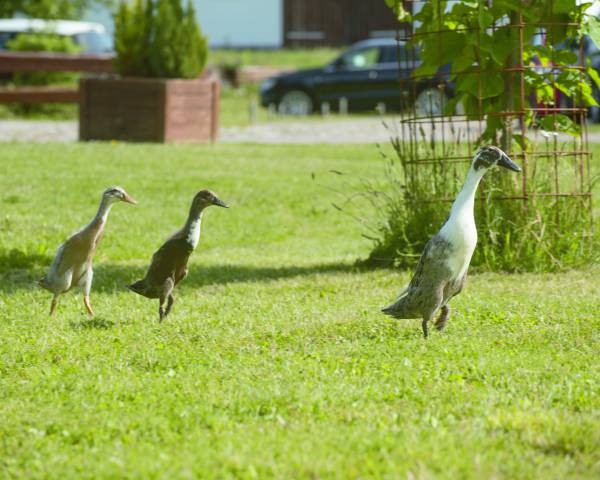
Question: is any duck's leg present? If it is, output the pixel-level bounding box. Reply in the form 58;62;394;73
83;296;95;317
421;316;430;339
423;290;443;338
49;295;59;316
158;279;174;322
80;267;95;317
435;305;450;331
158;297;166;322
164;294;175;318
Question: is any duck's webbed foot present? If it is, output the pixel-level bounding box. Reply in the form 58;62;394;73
435;305;450;331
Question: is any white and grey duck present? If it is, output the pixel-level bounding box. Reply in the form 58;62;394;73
382;146;521;338
128;189;228;322
39;186;137;316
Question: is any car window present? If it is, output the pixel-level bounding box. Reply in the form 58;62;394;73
378;44;422;71
340;47;381;69
381;45;420;64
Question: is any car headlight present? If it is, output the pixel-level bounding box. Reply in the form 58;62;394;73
260;78;276;93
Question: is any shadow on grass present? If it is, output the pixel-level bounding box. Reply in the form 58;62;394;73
70;317;115;330
0;248;52;293
93;262;373;292
0;257;377;293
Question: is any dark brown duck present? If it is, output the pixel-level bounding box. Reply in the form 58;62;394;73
127;189;228;321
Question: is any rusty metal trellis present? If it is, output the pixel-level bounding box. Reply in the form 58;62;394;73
393;0;593;232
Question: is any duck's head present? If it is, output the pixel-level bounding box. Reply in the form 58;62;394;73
473;146;522;173
192;189;229;212
103;186;137;205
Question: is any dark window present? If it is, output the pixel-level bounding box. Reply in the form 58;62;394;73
381;44;421;68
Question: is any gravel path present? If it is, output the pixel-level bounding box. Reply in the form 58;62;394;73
0;120;78;143
0;118;597;144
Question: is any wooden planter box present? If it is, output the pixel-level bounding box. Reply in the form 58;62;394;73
79;73;219;143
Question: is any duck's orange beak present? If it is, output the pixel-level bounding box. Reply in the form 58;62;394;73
123;193;137;205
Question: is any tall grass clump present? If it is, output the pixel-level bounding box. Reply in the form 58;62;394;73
364;130;598;272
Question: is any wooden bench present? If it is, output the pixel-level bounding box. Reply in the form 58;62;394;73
0;51;113;103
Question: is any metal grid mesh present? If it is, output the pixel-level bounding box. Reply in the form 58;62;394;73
393;0;593;225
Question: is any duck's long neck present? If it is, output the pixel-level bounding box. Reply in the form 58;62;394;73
449;166;485;222
183;206;205;247
89;197;113;230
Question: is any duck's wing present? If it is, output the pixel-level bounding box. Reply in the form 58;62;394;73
411;235;455;287
44;231;88;278
382;235;453;318
145;233;194;286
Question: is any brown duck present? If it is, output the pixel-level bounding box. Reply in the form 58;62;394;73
39;186;137;316
127;189;228;321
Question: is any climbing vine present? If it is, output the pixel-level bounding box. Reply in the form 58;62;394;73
385;0;600;144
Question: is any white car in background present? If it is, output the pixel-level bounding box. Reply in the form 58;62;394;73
0;18;113;53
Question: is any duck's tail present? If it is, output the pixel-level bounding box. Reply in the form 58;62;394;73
37;276;51;292
127;279;147;296
381;288;409;319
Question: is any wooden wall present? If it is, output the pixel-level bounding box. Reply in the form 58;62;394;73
283;0;405;47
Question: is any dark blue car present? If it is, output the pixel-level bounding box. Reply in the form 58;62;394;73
260;38;453;116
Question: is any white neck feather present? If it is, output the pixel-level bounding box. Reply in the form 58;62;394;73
449;166;485;222
186;212;203;248
439;165;486;279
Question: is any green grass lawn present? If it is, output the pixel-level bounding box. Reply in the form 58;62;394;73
1;142;599;479
208;48;341;70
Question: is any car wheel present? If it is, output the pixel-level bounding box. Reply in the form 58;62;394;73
415;88;448;117
278;90;313;115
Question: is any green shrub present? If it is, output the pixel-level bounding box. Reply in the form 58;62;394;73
113;0;208;79
5;33;81;117
6;33;81;86
362;137;599;272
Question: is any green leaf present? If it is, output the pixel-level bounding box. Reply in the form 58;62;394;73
552;0;573;14
384;0;412;22
413;62;438;79
587;65;600;89
479;33;512;66
456;70;504;99
539;114;581;136
478;5;495;30
512;133;529;151
585;15;600;50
